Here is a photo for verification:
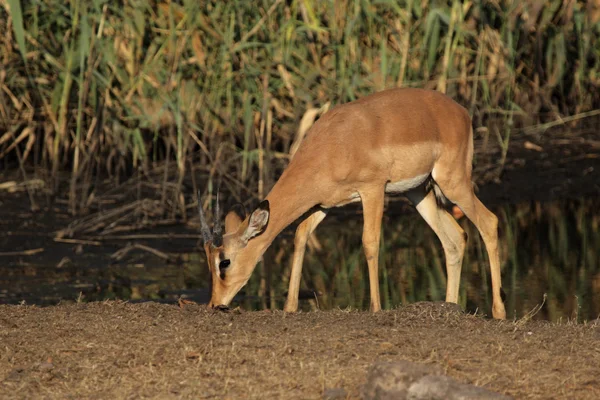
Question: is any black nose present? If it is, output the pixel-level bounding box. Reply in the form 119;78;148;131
213;304;230;312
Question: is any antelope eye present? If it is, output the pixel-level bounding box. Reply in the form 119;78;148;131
219;259;231;279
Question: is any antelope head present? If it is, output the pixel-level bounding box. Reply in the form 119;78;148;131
197;190;270;309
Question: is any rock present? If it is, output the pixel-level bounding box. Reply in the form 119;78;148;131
362;361;442;400
363;361;512;400
322;387;347;399
38;361;54;372
408;375;512;400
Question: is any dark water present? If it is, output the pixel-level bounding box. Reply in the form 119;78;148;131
1;199;598;322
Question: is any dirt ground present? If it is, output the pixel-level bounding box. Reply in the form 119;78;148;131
0;301;599;400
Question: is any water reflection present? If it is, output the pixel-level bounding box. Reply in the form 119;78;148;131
241;198;600;321
1;199;598;322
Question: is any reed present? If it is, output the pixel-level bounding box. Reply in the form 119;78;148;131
1;0;598;212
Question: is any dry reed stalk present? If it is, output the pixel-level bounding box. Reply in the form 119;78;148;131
111;243;171;262
0;248;44;256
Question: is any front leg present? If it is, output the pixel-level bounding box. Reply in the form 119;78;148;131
359;188;385;312
284;209;327;312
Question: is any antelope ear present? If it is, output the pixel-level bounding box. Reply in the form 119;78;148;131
241;200;270;244
225;203;246;234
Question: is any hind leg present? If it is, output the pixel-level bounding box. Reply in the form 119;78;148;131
406;187;466;304
433;172;506;319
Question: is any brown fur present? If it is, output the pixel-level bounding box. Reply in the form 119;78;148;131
202;88;506;319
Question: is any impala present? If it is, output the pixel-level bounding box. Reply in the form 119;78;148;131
198;88;507;319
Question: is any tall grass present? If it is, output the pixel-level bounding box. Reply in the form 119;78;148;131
1;0;599;213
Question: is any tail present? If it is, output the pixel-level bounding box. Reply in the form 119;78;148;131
425;176;449;208
432;182;449;208
426;177;466;220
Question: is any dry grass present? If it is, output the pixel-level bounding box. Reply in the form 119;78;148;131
1;301;599;399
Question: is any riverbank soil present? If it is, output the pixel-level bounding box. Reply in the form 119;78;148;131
0;302;598;399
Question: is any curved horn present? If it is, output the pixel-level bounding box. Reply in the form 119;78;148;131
212;189;223;246
197;190;212;244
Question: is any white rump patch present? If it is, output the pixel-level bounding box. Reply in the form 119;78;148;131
385;173;429;194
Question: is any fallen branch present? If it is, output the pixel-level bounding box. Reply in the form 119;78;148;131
54;238;102;246
87;233;199;240
522;109;600;135
111;243;172;262
0;248;44;256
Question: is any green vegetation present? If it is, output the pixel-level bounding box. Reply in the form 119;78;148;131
1;0;599;212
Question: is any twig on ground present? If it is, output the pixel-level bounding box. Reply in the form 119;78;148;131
54;238;102;246
0;248;44;256
87;233;200;240
516;293;547;326
111;243;172;262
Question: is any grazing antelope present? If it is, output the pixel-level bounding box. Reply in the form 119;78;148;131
198;88;507;319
